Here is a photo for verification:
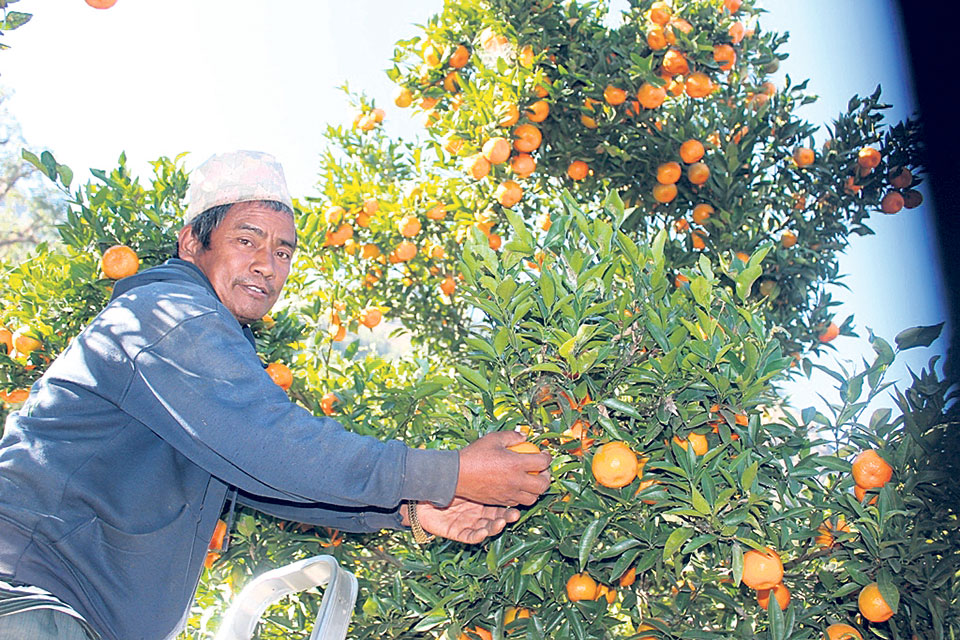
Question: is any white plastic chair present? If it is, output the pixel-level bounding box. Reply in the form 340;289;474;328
213;555;358;640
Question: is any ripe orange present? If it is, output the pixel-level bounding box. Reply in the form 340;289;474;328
0;328;12;355
818;322;839;343
723;0;742;13
854;484;878;505
652;183;678;204
858;582;894;622
595;584;617;604
566;573;598;602
85;0;117;8
903;189;923;209
728;21;746;44
889;166;913;189
741;547;784;590
825;624;863;640
511;153;537;178
674;218;689;234
0;389;30;404
781;231;797;248
508;441;541;455
757;582;791;610
101;245;139;280
647;26;668;51
14;333;41;355
518;44;535;68
657;161;682;185
360;243;381;260
394;240;417;262
526;100;550;123
619;567;637;587
691;229;707;250
329;323;346;341
881;191;904;214
394;87;413;108
359;307;382;329
320;392;337;416
662;49;688;76
858;147;882;170
420;96;439;110
513;124;543;152
592;441;638;488
440;275;456;296
713;44;736;71
459;627;492;640
794;148;815;167
852;449;893;489
449;44;470;69
604;85;627;106
637;83;667;109
685;72;715;98
503;607;531;627
497;103;520;128
537;212;552;232
648;1;671;25
482;137;511;164
533;77;552;98
673;433;708;455
561;419;595;456
465;153;492;180
496;180;524;208
488;233;502;250
398;215;422;238
692;203;713;224
426;203;447;221
680;139;705;164
815;516;851;548
687;162;710;185
266;362;293;391
567;160;589;181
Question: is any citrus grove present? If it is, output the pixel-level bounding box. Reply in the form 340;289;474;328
1;1;958;640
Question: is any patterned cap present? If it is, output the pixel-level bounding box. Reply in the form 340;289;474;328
184;150;293;224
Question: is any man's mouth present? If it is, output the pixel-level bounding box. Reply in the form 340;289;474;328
239;282;270;298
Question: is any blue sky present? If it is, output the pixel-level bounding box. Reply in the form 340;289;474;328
1;0;946;413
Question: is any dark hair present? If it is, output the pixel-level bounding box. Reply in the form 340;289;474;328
179;200;294;254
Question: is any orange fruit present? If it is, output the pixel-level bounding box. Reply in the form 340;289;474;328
648;1;671;25
526;100;550;123
889;166;913;189
449;44;470;69
488;233;502;250
592;441;638;488
858;582;894;623
647;26;668;50
852;449;893;489
903;189;923;209
818;322;839;343
637;83;667;109
394;240;417;262
320;392;337;416
566;573;598;602
465;153;492;180
692;203;713;224
398;215;422;238
794;148;815;167
781;231;798;248
511;153;537;178
513;124;543;152
359;307;382;329
496;180;524;208
757;582;791;610
674;218;689;233
673;433;708;455
815;516;851;548
561;419;595;456
742;547;784;590
394;87;413;108
0;389;30;404
857;147;882;170
657;161;682;185
685;72;715;98
482;137;512;164
101;245;140;280
680;139;705;163
208;518;228;551
825;624;863;640
14;333;41;355
266;362;293;391
537;212;552;232
652;183;678;203
459;627;492;640
854;484;878;505
0;328;12;355
691;229;707;250
595;584;617;604
567;160;589;181
662;49;689;76
329;323;346;341
674;273;690;287
426;203;447;221
497;103;520;127
713;44;736;71
503;607;531;628
440;275;456;296
687;162;710;185
728;21;746;44
325;205;346;225
580;113;598;129
723;0;742;13
604;85;627;106
881;191;904;214
360;243;381;260
85;0;117;8
518;44;535;68
508;441;541;455
533;78;552;98
619;567;637;588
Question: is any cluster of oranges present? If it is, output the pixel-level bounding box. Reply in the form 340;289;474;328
352;107;386;132
0;327;44;406
742;547;790;611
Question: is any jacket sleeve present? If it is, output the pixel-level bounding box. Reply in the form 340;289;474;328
116;306;459;511
236;491;406;533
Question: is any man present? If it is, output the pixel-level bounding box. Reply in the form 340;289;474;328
0;151;551;640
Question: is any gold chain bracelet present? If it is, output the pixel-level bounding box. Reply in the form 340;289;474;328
407;501;434;545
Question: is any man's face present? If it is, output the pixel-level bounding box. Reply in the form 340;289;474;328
179;201;297;324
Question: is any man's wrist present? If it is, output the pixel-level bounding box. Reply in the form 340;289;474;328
406;500;433;545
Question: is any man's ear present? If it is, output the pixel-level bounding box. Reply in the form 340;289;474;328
177;225;201;264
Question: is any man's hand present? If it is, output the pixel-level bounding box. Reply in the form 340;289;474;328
455;431;552;506
413;498;521;544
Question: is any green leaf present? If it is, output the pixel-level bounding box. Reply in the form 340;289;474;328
1;10;31;30
690;276;711;308
454;363;488;392
895;323;943;350
662;527;693;562
691;487;710;514
767;587;785;640
735;264;763;302
540;271;556;309
877;570;900;613
601;397;643;420
870;334;895;367
520;550;552;576
578;516;608;571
